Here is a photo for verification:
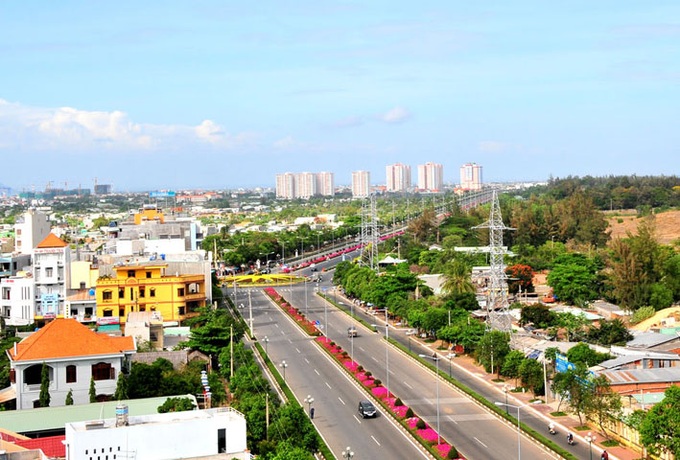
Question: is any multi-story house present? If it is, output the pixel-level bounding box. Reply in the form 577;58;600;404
14;208;51;255
33;233;71;320
95;263;207;326
0;274;35;326
7;318;136;410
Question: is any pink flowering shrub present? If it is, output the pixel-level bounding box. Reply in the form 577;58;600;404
392;405;409;418
406;417;420;429
435;443;452;457
418;427;439;444
372;386;389;399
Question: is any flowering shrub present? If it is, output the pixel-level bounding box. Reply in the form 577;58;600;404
418;427;439;444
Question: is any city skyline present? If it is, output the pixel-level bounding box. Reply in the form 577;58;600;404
1;2;679;191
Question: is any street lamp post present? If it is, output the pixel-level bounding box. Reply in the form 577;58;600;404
585;432;596;460
504;385;509;414
304;276;309;317
494;401;525;460
419;353;441;445
341;446;354;459
279;360;288;382
304;395;314;418
263;336;269;355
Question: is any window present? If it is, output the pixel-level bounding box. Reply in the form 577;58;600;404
66;365;77;383
150;288;156;298
46;267;53;277
103;309;113;317
24;364;49;385
178;306;186;315
92;362;114;381
118;288;125;299
127;270;135;278
146;271;152;278
103;290;112;301
80;282;86;289
139;287;145;298
177;288;185;297
119;307;125;317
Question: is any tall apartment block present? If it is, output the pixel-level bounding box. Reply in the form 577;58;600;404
417;162;444;192
275;172;335;199
460;163;483;190
351;171;371;198
316;172;335;196
385;163;411;192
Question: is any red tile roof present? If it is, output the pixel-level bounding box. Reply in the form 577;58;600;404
15;435;65;458
8;318;135;362
35;233;68;248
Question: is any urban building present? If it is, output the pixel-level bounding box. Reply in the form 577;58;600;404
460;163;483;190
275;172;296;199
316;171;335;196
14;208;51;255
351;170;371;198
95;263;207;325
6;318;136;410
64;406;249;460
385;163;411;192
0;253;31;279
33;233;71;320
295;172;318;199
417;162;444;192
1;274;35;326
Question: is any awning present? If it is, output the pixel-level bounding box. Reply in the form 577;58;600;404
0;386;16;403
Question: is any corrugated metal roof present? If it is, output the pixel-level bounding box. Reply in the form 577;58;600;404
603;367;680;385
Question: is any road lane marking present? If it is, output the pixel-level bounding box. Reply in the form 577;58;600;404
304;358;310;364
295;348;301;353
288;339;293;343
338;397;345;405
474;437;488;448
371;436;381;446
353;415;362;424
359;347;366;352
371;357;378;362
403;381;413;389
325;382;332;389
314;369;320;376
275;324;279;328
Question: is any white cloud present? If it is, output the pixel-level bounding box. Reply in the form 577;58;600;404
0;99;249;153
379;106;411;124
478;141;509;153
273;136;296;150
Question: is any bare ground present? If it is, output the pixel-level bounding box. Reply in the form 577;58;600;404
606;209;680;245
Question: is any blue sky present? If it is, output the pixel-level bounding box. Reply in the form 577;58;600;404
1;1;679;192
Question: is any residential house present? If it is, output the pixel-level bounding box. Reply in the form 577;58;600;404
6;318;135;410
33;233;71;320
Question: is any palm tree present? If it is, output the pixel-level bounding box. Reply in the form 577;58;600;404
441;259;475;296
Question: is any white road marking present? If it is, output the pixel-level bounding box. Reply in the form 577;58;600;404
403;381;413;389
353;415;362;424
275;324;279;328
314;369;320;376
325;382;332;389
371;357;378;362
371;435;381;446
304;358;310;364
359;347;366;352
474;437;488;448
295;347;301;353
338;397;346;405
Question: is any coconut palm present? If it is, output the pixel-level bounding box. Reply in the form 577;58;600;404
441;259;475;296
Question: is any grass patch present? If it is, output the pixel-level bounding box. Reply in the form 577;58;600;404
602;440;619;447
550;411;567;417
492;378;505;383
574;425;590;431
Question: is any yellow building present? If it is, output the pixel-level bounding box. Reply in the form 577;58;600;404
96;264;206;325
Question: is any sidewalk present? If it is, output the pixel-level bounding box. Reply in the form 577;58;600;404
418;339;643;460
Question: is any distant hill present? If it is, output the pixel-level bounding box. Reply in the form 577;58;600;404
607;209;680;245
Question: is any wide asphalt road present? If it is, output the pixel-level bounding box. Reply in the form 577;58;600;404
236;287;430;460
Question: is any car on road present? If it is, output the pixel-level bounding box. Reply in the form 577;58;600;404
358;400;377;418
347;327;358;338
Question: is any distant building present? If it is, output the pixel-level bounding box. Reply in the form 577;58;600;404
64;406;249;460
14;208;51;255
1;273;35;326
417;162;444;192
94;183;112;195
460;163;483;190
351;170;371;198
386;163;411;192
275;172;296;199
295;172;318;199
316;171;335;196
276;171;334;199
95;263;207;325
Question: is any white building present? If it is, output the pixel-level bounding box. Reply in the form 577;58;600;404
14;208;51;255
0;274;35;326
295;172;317;199
417;162;444;192
7;318;136;410
33;233;71;319
460;163;483;190
275;172;296;199
351;170;371;198
316;171;335;197
64;406;249;460
385;163;411;192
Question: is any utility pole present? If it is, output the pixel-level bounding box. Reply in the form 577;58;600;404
230;325;234;378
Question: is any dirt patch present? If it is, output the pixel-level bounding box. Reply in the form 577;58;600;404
607;209;680;245
630;306;680;332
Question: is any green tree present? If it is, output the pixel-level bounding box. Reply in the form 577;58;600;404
518;358;545;396
65;388;74;405
89;376;97;403
585;375;622;439
441;259;475;296
547;253;601;306
157;396;197;413
551;364;592;424
586;319;633;346
500;350;526;387
476;331;511;377
639;385;680;456
39;362;51;407
566;342;610;366
114;372;129;400
520;304;557;329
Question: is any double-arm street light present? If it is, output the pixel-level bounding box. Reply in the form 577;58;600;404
280;360;288;382
341;446;354;459
419;353;441;445
304;395;314;417
262;336;269;355
494;401;528;460
585;432;597;460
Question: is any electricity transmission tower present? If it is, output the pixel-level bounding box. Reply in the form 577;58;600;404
474;188;514;333
360;194;379;270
